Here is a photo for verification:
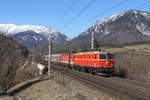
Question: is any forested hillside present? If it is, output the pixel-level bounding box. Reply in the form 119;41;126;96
0;34;28;90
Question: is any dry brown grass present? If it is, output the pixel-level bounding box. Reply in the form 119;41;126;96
115;52;150;84
0;71;118;100
102;44;150;53
100;44;150;84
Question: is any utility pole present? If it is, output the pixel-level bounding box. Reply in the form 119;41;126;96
68;41;70;68
32;47;35;66
91;30;94;51
39;45;41;56
48;29;51;76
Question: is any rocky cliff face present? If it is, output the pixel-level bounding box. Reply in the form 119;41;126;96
71;10;150;45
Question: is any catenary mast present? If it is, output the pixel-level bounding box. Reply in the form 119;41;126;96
91;30;94;50
48;28;51;76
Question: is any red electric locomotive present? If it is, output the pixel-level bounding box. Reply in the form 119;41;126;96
60;51;115;74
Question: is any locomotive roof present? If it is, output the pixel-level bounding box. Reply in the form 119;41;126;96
49;51;112;56
45;54;62;57
51;54;62;56
73;51;109;55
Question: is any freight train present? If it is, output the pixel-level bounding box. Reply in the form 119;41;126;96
48;51;115;75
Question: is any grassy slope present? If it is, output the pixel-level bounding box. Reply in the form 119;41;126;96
102;44;150;84
102;44;150;53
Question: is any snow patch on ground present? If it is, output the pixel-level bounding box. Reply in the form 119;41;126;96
33;36;38;41
136;23;150;36
140;12;150;19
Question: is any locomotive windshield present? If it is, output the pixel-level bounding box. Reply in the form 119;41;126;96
100;54;106;59
108;54;114;59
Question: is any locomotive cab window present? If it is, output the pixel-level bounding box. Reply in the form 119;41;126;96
100;54;106;59
108;54;114;59
94;54;96;59
72;55;74;59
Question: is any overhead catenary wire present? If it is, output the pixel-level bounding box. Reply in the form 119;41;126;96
89;0;129;21
80;0;150;30
59;0;78;21
47;0;82;76
64;0;129;35
61;0;150;40
60;0;96;30
145;9;150;12
50;0;79;29
51;0;79;28
138;4;150;11
50;1;82;33
49;0;80;33
134;0;150;10
60;0;149;32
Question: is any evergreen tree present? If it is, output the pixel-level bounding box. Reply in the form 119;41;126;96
94;39;99;51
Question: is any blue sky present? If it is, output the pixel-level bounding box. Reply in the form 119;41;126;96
0;0;150;38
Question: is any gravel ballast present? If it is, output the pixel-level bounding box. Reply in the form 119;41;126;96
0;70;120;100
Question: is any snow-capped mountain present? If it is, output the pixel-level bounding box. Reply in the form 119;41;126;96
0;24;70;49
71;10;150;45
0;24;58;35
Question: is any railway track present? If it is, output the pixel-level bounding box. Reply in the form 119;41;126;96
37;59;150;100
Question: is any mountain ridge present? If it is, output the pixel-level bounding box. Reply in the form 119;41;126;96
0;24;70;49
71;10;150;46
1;10;150;50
